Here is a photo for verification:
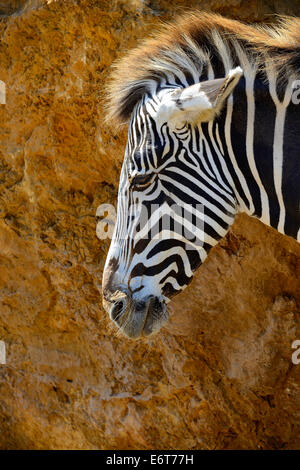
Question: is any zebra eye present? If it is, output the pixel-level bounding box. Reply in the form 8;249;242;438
130;173;153;189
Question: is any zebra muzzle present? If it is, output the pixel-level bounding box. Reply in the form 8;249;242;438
103;291;168;339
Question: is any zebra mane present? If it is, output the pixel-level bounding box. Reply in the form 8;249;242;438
106;12;300;125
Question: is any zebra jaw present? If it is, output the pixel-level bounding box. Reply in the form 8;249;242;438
157;66;243;128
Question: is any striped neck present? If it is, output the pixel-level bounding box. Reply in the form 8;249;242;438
210;67;300;241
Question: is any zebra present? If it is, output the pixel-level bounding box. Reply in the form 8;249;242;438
102;12;300;339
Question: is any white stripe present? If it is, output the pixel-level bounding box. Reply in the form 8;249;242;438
234;43;271;223
268;70;294;234
159;172;235;216
205;123;234;194
224;93;254;213
245;65;270;223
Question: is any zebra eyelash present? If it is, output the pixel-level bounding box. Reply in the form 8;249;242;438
129;173;154;189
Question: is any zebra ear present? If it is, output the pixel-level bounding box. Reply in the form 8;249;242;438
163;67;243;127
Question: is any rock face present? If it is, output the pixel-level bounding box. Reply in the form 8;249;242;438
0;0;299;450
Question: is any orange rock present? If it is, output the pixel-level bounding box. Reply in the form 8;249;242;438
0;0;299;450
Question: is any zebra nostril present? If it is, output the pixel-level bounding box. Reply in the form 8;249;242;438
111;299;126;322
148;296;161;313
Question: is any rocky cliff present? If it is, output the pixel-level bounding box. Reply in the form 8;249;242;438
0;0;299;449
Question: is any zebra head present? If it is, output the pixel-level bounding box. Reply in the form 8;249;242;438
102;67;243;338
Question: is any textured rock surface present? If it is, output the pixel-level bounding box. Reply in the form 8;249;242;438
0;0;299;450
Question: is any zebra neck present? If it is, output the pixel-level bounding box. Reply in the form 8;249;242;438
214;72;300;241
